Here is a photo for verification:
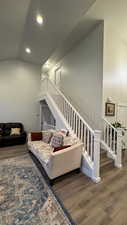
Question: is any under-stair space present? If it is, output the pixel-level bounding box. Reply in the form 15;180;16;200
40;100;56;130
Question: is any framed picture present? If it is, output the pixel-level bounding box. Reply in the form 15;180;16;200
105;103;115;116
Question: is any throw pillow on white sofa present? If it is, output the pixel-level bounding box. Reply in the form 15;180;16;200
50;133;63;148
42;131;53;144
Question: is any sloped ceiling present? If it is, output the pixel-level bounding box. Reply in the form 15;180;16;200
0;0;31;61
46;0;127;68
0;0;96;65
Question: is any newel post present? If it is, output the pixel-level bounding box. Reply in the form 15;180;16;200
92;130;101;183
115;128;123;168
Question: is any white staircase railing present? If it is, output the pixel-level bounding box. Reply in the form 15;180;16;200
40;77;101;182
101;118;123;168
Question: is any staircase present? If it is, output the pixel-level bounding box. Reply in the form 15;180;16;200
101;118;123;168
39;76;123;182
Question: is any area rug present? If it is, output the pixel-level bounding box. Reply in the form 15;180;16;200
0;154;75;225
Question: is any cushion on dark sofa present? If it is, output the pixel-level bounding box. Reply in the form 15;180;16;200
0;122;27;147
4;123;23;136
3;135;26;147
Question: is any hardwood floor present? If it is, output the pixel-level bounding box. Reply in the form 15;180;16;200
53;150;127;225
0;145;127;225
0;144;28;160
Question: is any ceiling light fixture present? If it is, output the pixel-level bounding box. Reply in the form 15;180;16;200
36;14;43;25
25;47;31;54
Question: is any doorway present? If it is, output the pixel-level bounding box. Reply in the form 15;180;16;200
55;67;61;89
40;100;56;130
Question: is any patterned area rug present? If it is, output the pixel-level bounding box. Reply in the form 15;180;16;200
0;154;75;225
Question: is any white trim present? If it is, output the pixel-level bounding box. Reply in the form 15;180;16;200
118;103;127;108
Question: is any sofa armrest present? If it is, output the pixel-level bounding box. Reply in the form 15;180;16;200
48;142;83;179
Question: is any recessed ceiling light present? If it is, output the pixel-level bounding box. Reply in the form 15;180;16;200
36;15;43;25
25;47;31;54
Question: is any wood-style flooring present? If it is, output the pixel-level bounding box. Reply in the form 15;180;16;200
0;145;127;225
0;144;28;160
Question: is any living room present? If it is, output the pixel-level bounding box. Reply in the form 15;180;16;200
0;0;96;224
1;0;127;225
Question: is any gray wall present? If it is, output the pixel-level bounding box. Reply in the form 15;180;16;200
0;60;41;131
103;24;127;126
49;23;103;129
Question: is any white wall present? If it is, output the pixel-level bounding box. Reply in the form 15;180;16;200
0;60;41;131
103;24;127;124
49;23;104;129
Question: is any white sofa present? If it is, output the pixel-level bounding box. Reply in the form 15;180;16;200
28;132;83;180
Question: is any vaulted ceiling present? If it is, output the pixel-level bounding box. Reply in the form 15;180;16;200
0;0;96;66
48;0;127;68
1;0;127;68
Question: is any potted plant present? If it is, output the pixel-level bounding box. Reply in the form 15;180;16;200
112;122;122;129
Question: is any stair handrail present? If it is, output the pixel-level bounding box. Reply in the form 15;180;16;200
103;117;118;132
47;78;95;135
